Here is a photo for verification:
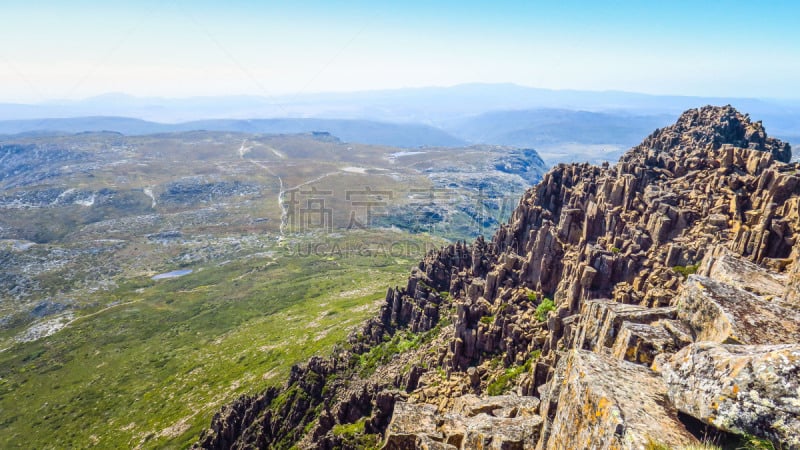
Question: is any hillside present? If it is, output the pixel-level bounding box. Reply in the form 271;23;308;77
195;106;800;449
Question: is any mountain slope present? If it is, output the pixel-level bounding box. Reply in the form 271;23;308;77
195;106;800;449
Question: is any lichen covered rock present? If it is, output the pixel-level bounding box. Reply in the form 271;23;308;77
537;349;697;449
657;342;800;447
673;275;800;345
384;396;542;450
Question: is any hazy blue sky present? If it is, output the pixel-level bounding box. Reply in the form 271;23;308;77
1;0;798;102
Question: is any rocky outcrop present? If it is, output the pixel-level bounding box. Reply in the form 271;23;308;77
196;106;800;449
159;178;262;205
622;105;792;164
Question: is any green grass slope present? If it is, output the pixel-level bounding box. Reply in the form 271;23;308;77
0;232;439;449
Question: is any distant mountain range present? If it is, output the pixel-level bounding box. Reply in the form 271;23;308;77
444;109;675;147
0;84;797;162
0;117;466;148
4;84;799;124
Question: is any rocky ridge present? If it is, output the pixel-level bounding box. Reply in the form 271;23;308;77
196;106;800;449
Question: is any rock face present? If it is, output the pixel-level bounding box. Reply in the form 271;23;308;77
195;106;800;449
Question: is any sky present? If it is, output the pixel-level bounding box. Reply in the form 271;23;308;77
1;0;799;102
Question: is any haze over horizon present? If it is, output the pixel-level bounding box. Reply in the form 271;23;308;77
7;82;800;106
2;0;799;103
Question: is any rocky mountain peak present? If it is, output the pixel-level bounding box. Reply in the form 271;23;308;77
196;106;800;449
625;104;792;164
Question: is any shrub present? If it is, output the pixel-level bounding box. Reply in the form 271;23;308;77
331;419;381;449
535;298;555;322
486;358;532;395
673;264;699;278
644;440;670;450
358;332;421;376
739;434;776;450
332;418;365;437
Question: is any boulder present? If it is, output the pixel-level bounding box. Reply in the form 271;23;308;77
657;342;800;447
537;350;697;450
458;413;542;450
611;321;679;364
384;398;542;450
698;246;787;298
571;299;677;352
452;394;539;418
674;275;800;345
383;402;443;449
